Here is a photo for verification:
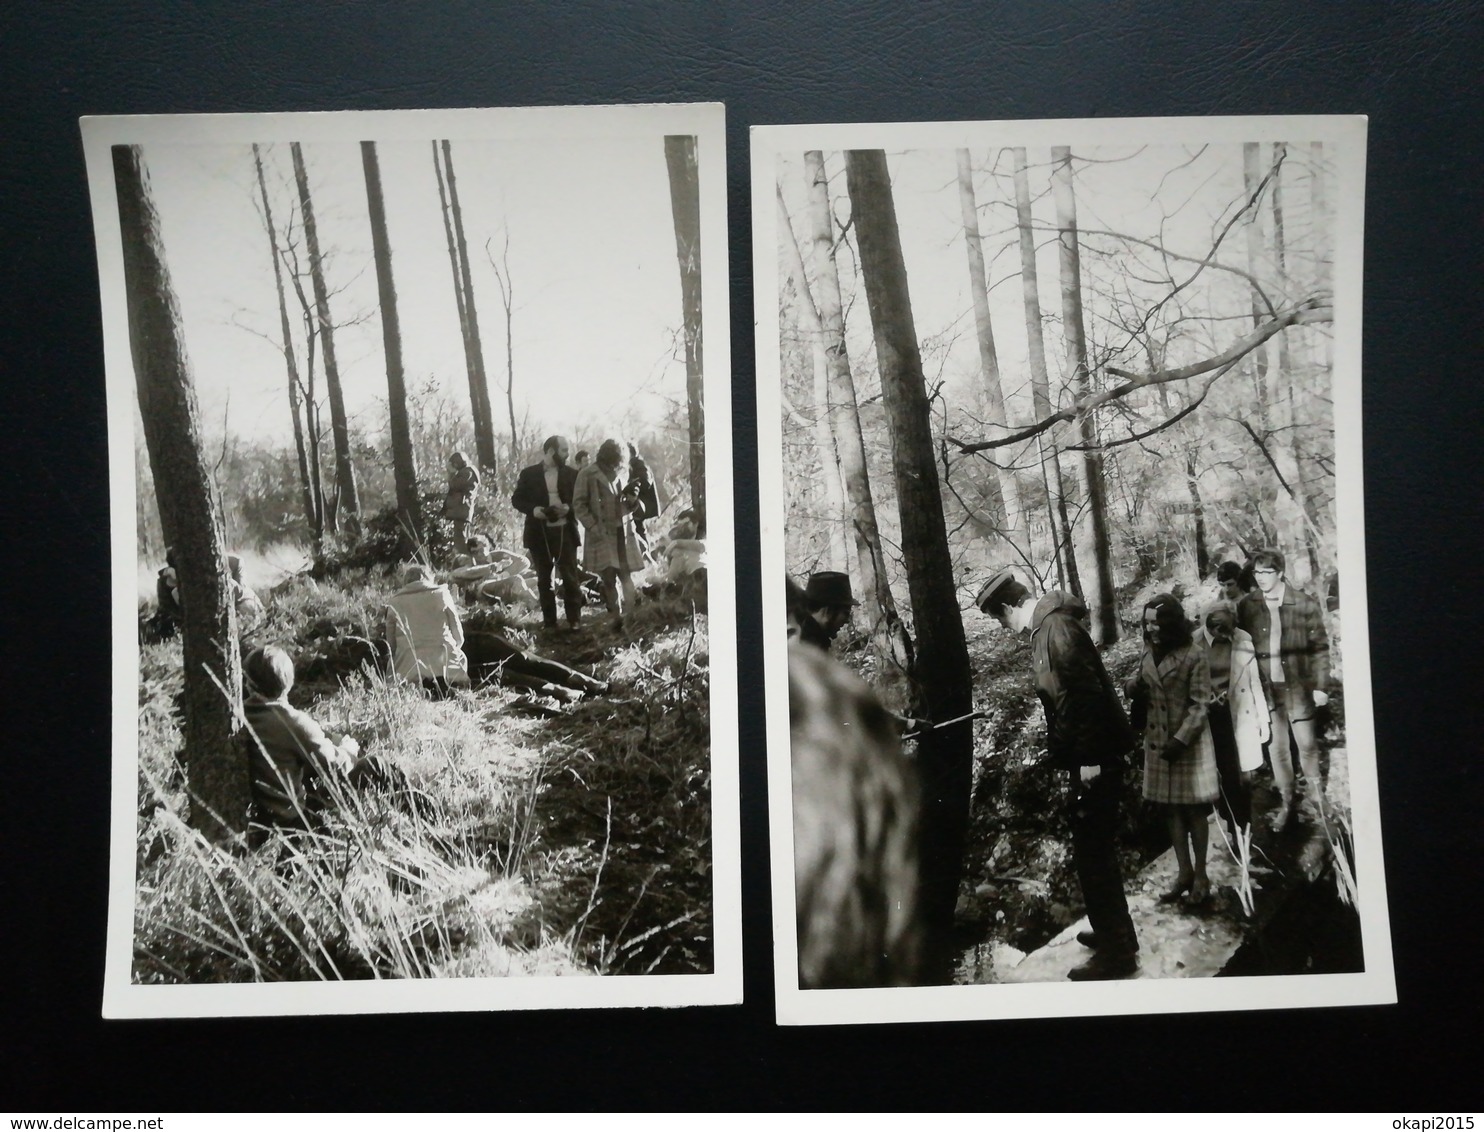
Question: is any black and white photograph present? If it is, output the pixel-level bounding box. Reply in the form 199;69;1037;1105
754;115;1392;1023
84;103;738;1016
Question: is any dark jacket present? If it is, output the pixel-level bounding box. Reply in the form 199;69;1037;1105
511;462;581;554
1235;584;1330;692
1029;591;1135;771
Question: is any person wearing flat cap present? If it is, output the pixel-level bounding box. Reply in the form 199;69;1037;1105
797;571;858;652
976;567;1140;981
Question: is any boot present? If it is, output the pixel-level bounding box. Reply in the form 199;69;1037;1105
1271;792;1296;834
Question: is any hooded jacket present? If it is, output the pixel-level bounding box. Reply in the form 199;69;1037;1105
1029;591;1135;770
385;577;469;686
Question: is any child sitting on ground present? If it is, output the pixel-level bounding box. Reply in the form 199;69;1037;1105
242;644;366;829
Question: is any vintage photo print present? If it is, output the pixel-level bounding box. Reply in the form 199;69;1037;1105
85;103;738;1016
753;116;1393;1024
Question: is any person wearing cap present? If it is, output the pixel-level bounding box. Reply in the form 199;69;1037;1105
797;571;858;652
976;569;1140;981
385;562;470;698
1236;547;1331;831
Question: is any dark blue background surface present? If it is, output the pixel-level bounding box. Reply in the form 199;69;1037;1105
3;1;1480;1109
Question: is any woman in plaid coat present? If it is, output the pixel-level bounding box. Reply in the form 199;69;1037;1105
1127;593;1219;905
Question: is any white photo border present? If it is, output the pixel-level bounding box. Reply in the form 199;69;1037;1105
86;102;739;1018
751;114;1393;1025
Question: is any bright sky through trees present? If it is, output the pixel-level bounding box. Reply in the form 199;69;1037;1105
144;135;689;449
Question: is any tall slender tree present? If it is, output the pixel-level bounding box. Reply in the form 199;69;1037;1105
845;149;974;967
291;142;360;533
1012;147;1078;591
777;187;851;578
488;231;520;465
1051;146;1119;644
115;144;246;840
438;140;498;471
801;152;914;698
252;144;316;540
954;149;1018;538
664;134;706;534
362;141;421;551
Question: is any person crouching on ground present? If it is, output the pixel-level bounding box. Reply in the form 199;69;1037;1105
385;562;470;698
1128;593;1219;907
451;535;538;609
796;571;857;653
573;438;643;630
976;569;1140;981
243;644;364;831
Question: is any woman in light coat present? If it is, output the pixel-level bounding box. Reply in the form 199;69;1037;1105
1199;601;1270;844
385;562;469;696
573;438;643;626
1127;593;1219;906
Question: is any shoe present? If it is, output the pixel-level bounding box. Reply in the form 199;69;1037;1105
1075;929;1102;950
1272;797;1296;833
1159;876;1193;904
1067;950;1138;981
1188;876;1211;905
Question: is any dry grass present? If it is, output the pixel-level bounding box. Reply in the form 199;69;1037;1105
133;575;712;983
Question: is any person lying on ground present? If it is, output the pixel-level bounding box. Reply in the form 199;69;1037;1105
385;562;470;698
463;627;610;704
450;535;538;609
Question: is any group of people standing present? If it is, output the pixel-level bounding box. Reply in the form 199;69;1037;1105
973;546;1332;979
450;434;662;634
787;546;1333;984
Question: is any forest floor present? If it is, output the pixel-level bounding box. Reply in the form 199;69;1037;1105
133;570;712;983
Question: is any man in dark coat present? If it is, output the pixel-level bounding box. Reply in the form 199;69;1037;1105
511;435;584;630
1236;547;1332;830
978;569;1140;981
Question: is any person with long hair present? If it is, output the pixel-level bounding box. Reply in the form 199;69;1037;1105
1128;593;1219;906
573;438;644;629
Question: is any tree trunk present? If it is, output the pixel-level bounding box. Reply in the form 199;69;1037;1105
777;186;851;575
115;144;246;840
432;142;481;467
361;142;421;552
845;149;974;969
1270;142;1320;585
802;151;914;700
440;140;498;472
1050;146;1119;643
664;135;706;535
1012;147;1078;591
252;145;316;538
1185;452;1210;579
955;149;1019;539
1243;142;1308;580
489;232;520;469
291;143;360;533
